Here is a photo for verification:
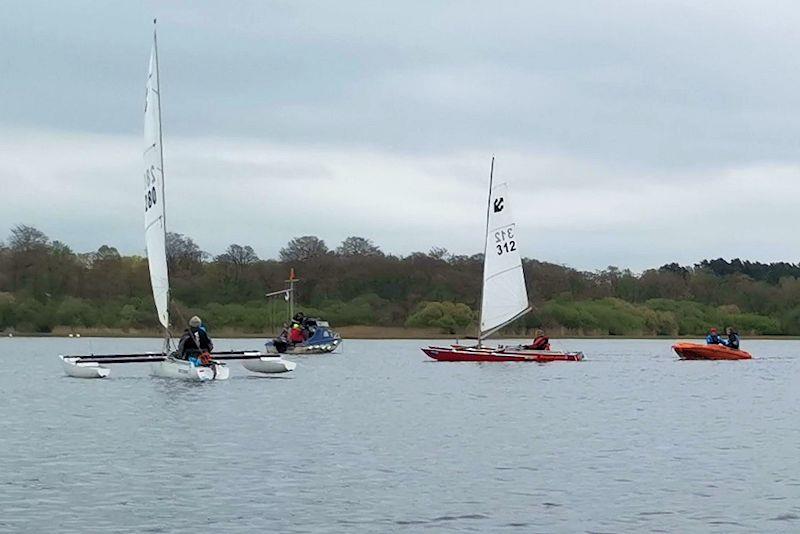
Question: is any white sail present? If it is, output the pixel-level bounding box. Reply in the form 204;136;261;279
144;35;169;330
479;181;530;337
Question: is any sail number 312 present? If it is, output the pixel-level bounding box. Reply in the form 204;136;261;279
495;227;516;255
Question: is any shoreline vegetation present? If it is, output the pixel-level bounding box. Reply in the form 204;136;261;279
5;225;800;339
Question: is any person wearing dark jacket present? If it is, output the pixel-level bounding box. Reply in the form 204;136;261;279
526;329;551;351
177;315;214;360
721;327;740;349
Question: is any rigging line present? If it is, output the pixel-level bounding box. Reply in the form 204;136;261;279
145;216;164;232
484;264;524;282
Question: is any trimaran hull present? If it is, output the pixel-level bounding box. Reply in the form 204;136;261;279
60;356;111;378
60;351;296;379
59;23;298;381
151;357;230;380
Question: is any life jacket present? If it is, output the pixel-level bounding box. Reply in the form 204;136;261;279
289;327;305;344
530;336;550;350
199;352;213;366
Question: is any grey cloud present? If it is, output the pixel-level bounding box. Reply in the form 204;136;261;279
3;1;800;270
4;1;800;166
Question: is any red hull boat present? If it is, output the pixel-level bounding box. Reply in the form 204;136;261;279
672;342;752;360
421;158;586;364
422;345;584;362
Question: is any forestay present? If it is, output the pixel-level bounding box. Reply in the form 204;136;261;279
143;35;169;329
479;182;530;337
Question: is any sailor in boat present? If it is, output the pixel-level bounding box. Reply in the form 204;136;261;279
525;329;551;351
719;327;740;349
705;327;722;345
288;322;306;345
177;316;215;365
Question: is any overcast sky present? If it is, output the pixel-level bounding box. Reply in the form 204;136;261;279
3;1;800;271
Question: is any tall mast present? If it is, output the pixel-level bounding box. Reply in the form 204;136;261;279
477;156;495;347
287;269;300;321
153;18;170;348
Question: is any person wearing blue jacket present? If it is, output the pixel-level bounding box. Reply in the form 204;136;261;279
706;328;721;345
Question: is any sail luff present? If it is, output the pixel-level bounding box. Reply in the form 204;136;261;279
477;156;495;346
144;23;170;331
154;23;167;278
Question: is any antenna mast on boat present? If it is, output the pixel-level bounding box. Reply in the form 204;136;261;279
477;156;495;348
265;268;301;323
287;268;300;321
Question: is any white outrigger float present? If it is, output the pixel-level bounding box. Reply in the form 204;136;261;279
59;21;295;380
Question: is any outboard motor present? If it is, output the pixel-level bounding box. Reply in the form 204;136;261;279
272;338;288;354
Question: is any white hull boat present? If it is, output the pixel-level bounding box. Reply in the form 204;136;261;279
59;351;295;379
60;356;111;379
151;356;230;381
241;356;297;374
57;23;297;381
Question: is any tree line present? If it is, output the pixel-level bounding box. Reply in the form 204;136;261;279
1;224;799;336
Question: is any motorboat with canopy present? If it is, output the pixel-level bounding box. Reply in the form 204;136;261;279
263;269;342;355
59;21;295;379
421;157;583;363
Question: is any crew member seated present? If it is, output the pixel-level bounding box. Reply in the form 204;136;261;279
288;323;305;344
526;329;551;350
177;315;214;363
720;327;740;349
706;328;721;345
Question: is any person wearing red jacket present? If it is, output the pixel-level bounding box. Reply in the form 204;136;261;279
526;329;550;350
288;323;305;344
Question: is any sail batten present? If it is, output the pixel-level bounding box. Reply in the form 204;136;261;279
144;32;170;330
479;180;530;338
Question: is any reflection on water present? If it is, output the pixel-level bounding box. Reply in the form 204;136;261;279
1;337;799;532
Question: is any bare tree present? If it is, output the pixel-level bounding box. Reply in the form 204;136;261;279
9;224;49;252
280;236;329;262
216;244;259;266
94;245;121;262
428;246;450;261
166;232;205;271
336;236;383;257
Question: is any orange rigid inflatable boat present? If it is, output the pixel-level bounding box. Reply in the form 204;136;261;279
672;342;752;360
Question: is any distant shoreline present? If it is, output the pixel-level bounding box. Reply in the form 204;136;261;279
3;325;799;340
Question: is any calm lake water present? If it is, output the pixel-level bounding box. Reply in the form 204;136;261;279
1;337;798;533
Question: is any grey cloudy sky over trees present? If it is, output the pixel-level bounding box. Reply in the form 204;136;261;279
3;1;800;270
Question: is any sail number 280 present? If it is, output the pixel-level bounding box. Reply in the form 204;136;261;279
144;167;158;212
494;227;516;255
